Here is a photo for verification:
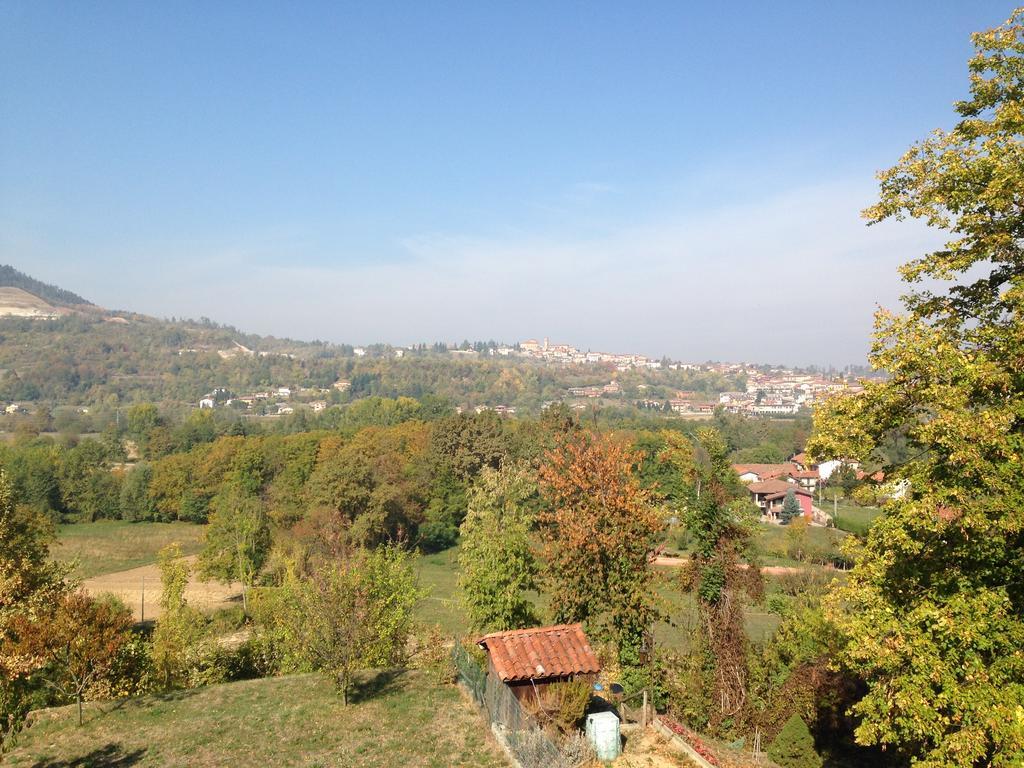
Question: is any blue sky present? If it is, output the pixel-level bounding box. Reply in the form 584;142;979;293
0;2;1013;365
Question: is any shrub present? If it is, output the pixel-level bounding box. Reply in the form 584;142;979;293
764;593;792;616
524;679;593;734
553;679;592;732
769;714;823;768
559;730;597;765
418;519;458;553
673;525;691;551
412;624;454;684
87;632;154;699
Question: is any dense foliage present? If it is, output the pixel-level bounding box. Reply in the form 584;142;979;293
457;464;539;632
809;9;1024;766
539;431;664;692
769;714;823;768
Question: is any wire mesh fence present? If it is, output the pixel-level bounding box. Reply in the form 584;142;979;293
452;644;584;768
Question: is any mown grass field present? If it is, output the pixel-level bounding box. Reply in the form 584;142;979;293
415;547;466;635
5;671;508;768
54;520;206;578
753;522;847;565
832;503;883;535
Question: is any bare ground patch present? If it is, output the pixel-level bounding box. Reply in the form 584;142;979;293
81;556;241;620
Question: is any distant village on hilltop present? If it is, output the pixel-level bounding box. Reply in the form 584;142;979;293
188;334;863;420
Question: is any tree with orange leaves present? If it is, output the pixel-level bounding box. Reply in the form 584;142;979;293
7;591;133;726
538;430;663;684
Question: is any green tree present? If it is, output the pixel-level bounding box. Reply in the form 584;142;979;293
119;463;155;522
284;545;423;704
678;494;762;733
808;10;1024;765
784;516;809;562
780;488;801;524
126;402;161;442
0;470;70;748
0;471;68;619
458;464;539;632
199;485;270;615
151;544;204;689
429;411;506;482
769;714;823;768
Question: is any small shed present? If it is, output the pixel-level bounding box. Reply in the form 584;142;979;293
477;623;601;703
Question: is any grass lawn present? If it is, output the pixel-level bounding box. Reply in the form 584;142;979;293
416;547;467;635
5;671;509;768
832;503;883;535
653;573;782;652
753;522;847;566
54;520;206;578
664;522;848;568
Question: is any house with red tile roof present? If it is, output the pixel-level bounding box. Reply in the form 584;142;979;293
732;463;799;483
763;487;814;521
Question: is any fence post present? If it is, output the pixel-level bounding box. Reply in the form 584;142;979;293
642;690;648;730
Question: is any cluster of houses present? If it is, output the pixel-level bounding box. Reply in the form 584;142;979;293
733;453;856;523
717;371;861;416
177;341;295;361
456;404;518;416
197;380;350;415
567;380;621;398
518;338;664;371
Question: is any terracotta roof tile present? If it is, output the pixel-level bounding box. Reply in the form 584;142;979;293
733;463;800;480
747;479;800;495
764;488;812;501
477;623;601;682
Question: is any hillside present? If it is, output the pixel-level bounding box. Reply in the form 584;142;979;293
4;672;509;767
0;264;91;306
0;270;745;413
0;286;62;318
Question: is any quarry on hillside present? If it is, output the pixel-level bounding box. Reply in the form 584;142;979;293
0;286;62;318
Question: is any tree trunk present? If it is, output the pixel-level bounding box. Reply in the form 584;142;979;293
241;584;248;617
341;670;350;706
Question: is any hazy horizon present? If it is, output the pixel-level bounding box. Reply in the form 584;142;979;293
2;2;1011;367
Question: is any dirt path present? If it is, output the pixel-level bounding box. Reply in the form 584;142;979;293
613;727;695;767
81;555;242;621
653;555;829;577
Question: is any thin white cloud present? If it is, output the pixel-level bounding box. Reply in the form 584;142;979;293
24;176;942;366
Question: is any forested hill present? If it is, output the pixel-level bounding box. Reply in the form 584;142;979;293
0;265;91;306
0;267;745;413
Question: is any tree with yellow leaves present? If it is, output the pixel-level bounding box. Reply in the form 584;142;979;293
808;9;1024;765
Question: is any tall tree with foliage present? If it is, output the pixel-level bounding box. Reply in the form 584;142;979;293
458;464;539;632
538;431;663;685
676;428;762;734
151;544;204;689
199;485;270;615
808;9;1024;765
283;545;423;704
0;470;69;749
